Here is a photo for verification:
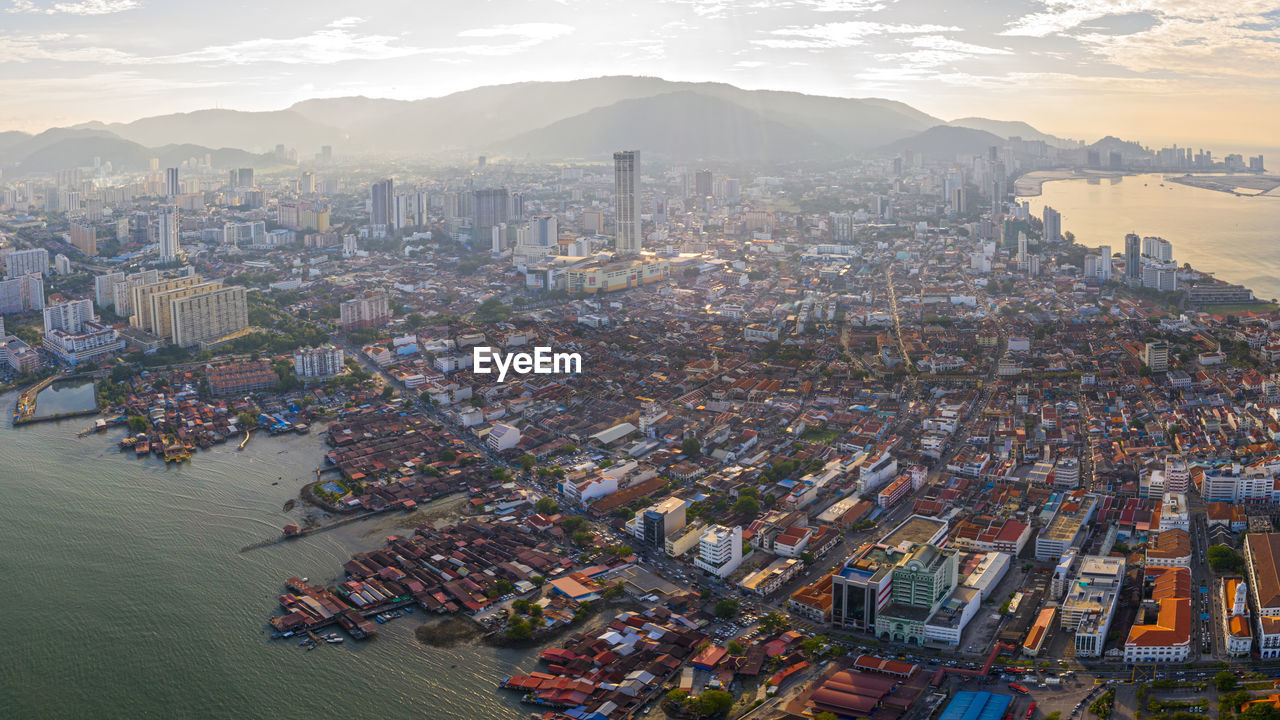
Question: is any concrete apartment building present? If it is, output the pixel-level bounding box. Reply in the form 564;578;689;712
169;285;248;348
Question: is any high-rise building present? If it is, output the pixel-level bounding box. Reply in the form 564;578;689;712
223;221;267;247
613;150;641;255
130;275;206;333
70;223;97;256
694;169;713;199
470;188;508;242
370;179;393;228
694;525;743;579
43;298;95;334
527;215;557;247
149;281;225;341
640;497;686;548
157;206;180;263
300;171;315;194
169;285;248;348
339;293;390;331
94;272;124;309
114;269;159;317
2;248;49;279
0;273;44;314
1042;206;1061;243
293;344;345;379
229;168;254;189
1097;245;1112;281
165;167;179;198
1144;340;1170;372
1125;233;1141;281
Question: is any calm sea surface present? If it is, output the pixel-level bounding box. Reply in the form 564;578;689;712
1020;172;1280;301
0;394;536;720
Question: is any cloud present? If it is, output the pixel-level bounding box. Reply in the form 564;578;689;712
326;17;364;29
755;21;960;49
0;20;575;67
998;1;1280;81
0;32;138;62
906;35;1012;55
7;0;140;14
797;0;891;11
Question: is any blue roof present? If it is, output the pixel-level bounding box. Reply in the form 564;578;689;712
939;692;1013;720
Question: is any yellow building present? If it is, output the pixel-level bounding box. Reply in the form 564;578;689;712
149;281;224;341
130;275;206;333
564;258;669;294
170;285;248;348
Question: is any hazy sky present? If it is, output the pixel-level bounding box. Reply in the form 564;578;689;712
4;0;1280;149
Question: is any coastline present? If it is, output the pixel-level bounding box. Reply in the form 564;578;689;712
1013;169;1135;197
1020;170;1280;303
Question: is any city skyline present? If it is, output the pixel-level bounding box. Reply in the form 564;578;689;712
3;0;1280;151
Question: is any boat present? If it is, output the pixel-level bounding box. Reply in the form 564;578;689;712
136;442;150;456
324;634;343;644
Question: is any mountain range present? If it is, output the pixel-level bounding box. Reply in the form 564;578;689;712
0;75;1092;174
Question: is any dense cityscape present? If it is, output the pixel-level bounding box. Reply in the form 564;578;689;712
4;104;1280;720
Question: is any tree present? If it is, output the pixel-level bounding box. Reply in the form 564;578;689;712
682;437;702;457
518;454;536;471
439;448;457;462
815;713;839;720
1243;705;1280;720
531;575;546;587
571;531;594;547
495;579;515;595
758;612;788;634
405;313;426;330
727;641;744;655
801;635;827;658
1216;670;1238;691
732;495;761;517
694;690;734;716
1209;545;1245;573
561;516;587;532
535;497;559;515
506;618;533;640
714;599;740;619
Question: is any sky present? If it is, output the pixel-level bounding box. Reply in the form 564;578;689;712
3;0;1280;151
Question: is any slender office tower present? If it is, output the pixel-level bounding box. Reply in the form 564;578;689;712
158;206;180;263
613;150;641;255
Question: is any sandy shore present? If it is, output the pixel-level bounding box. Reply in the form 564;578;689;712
1014;169;1132;197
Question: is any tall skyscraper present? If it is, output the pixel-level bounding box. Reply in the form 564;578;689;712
370;179;393;228
694;169;713;199
158;206;180;263
300;171;315;194
1042;206;1061;243
1124;233;1141;281
613;150;641;255
1097;245;1112;281
229;167;254;189
528;215;558;247
165;167;179;198
471;188;508;243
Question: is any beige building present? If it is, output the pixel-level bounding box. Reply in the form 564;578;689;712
170;285;248;348
149;281;224;341
130;275;206;333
